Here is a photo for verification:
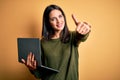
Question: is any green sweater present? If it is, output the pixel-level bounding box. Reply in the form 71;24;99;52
31;31;89;80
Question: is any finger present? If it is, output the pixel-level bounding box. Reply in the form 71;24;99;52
31;54;35;65
80;25;90;34
31;53;34;62
83;22;88;25
76;22;84;32
29;52;32;60
84;28;90;34
21;59;26;64
29;52;33;66
81;28;88;35
33;60;37;69
83;22;91;28
79;26;86;33
27;53;31;66
72;14;79;25
29;60;36;70
83;23;91;32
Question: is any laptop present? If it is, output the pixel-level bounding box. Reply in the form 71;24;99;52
17;38;59;73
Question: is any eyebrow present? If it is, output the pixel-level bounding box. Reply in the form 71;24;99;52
50;14;63;18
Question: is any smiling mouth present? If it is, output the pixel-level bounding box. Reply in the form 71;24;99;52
57;24;62;28
56;23;64;28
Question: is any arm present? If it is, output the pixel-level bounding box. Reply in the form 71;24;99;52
71;14;91;46
73;31;90;46
21;52;42;79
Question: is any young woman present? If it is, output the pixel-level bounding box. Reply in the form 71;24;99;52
22;4;91;80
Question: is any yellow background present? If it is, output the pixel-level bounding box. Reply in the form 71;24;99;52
0;0;120;80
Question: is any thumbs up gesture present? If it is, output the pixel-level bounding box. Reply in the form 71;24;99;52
72;14;91;35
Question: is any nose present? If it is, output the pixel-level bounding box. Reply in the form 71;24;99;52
56;18;61;23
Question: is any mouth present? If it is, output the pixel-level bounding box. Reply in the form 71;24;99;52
56;23;64;28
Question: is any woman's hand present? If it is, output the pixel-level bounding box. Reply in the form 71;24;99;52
72;14;91;35
21;52;37;70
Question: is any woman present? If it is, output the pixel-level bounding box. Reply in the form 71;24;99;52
22;4;91;80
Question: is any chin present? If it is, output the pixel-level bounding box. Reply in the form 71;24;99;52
58;27;64;31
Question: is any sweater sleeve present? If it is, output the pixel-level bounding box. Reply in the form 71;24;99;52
72;31;90;47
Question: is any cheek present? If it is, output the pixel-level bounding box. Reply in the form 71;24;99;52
50;22;56;28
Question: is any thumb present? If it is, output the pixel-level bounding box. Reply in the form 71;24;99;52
72;14;79;25
21;59;26;64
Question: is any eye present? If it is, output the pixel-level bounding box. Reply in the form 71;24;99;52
59;14;63;18
50;17;57;21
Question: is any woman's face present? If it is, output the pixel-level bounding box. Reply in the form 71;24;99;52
49;9;65;32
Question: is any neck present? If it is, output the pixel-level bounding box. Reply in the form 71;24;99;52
51;31;61;39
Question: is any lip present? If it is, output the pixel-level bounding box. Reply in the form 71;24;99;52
56;23;64;28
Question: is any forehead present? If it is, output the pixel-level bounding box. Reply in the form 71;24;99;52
49;9;62;17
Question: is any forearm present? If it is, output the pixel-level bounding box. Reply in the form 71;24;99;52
74;31;90;46
76;31;90;42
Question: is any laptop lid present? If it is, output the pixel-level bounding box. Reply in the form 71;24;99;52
17;38;59;73
17;38;42;66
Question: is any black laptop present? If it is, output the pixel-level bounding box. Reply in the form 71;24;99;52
17;38;59;73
